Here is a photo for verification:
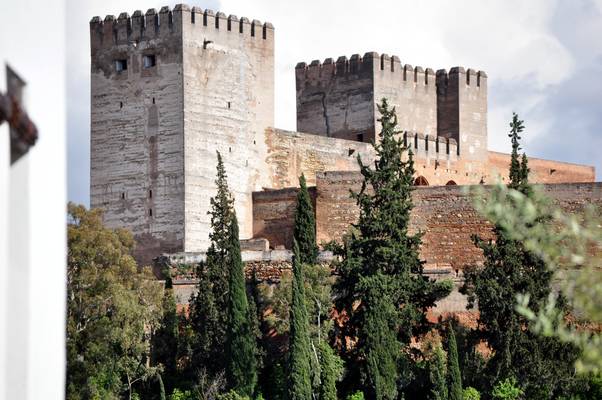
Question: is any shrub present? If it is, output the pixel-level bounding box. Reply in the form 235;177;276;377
491;377;524;400
462;387;480;400
347;391;365;400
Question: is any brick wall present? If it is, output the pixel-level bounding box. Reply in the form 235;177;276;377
314;172;602;270
252;187;316;249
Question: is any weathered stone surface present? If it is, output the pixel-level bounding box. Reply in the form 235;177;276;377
90;6;274;264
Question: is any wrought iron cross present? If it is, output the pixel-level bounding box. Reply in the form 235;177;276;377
0;65;38;164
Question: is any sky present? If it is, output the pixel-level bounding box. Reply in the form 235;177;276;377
67;0;602;206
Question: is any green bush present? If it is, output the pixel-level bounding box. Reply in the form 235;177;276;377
346;391;365;400
168;388;195;400
492;377;524;400
217;390;251;400
462;387;480;400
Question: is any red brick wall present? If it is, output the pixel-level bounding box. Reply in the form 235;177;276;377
252;187;316;249
314;172;602;270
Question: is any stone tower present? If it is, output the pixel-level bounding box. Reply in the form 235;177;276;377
295;53;487;161
90;5;274;263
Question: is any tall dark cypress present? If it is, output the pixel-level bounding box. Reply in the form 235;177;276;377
447;324;462;400
318;341;339;400
189;151;234;376
294;174;318;264
226;213;258;396
288;239;313;400
462;114;579;398
334;99;451;400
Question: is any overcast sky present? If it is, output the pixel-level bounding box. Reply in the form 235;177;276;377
67;0;602;206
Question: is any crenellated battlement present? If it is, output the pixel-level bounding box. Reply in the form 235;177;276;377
296;52;438;85
402;131;458;162
436;67;488;88
90;4;274;50
295;52;378;78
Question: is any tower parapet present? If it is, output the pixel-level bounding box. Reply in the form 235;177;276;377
436;67;488;161
90;5;274;55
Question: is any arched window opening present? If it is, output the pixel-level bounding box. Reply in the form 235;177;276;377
445;180;457;186
414;176;429;186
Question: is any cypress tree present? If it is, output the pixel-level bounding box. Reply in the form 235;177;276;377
462;114;579;398
430;345;448;400
288;239;313;400
318;341;339;400
189;151;234;376
508;113;524;190
226;213;258;396
447;324;462;400
294;174;318;264
334;99;452;400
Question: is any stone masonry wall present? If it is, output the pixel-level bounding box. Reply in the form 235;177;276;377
374;54;438;138
252;187;316;249
90;8;188;265
437;68;488;161
263;127;375;189
181;7;274;251
296;55;376;142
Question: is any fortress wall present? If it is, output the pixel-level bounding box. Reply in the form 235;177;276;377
374;54;438;137
90;8;188;265
488;151;596;184
296;54;377;142
263;128;375;188
252;187;317;249
180;6;275;250
313;172;602;269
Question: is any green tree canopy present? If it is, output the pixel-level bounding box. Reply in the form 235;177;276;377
462;114;579;399
334;99;452;400
66;203;163;400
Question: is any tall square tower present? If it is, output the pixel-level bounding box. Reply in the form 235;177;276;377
90;5;274;264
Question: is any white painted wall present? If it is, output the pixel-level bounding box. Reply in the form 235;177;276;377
0;1;67;399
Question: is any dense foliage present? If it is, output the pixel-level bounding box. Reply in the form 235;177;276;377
334;98;451;399
462;114;580;399
66;203;163;399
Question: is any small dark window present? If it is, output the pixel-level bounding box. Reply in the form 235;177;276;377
227;101;231;109
229;147;231;153
253;140;256;145
149;208;153;217
348;148;355;156
152;97;155;104
115;59;127;72
149;189;153;199
143;54;156;69
357;133;364;142
121;192;125;199
119;101;123;109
